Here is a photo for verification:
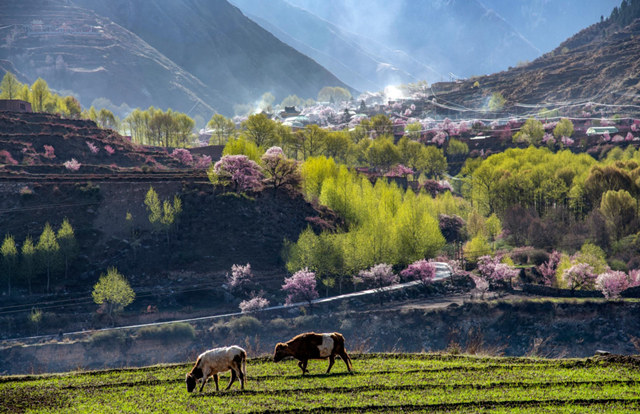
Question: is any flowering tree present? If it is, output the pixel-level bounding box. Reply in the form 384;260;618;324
400;259;436;287
63;158;81;171
86;141;99;154
194;155;212;169
470;274;489;298
104;145;115;155
226;263;254;297
355;263;399;303
536;250;561;286
562;263;597;291
282;268;319;305
385;164;414;178
208;154;263;193
596;271;629;299
0;150;18;165
171;148;193;166
629;269;640;287
239;295;270;313
43;145;56;159
477;255;519;287
261;146;301;192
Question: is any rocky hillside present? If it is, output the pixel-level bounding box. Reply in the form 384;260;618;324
425;15;640;109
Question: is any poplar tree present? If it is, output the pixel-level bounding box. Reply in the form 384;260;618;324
0;72;21;100
57;218;77;279
36;223;60;293
92;267;135;323
21;236;35;294
1;235;18;295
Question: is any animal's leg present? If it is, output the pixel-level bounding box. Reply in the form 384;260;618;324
340;350;353;371
226;369;237;390
213;373;219;392
237;364;245;390
299;360;309;374
199;376;207;393
326;355;335;373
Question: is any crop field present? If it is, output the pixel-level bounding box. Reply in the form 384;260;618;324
1;353;640;413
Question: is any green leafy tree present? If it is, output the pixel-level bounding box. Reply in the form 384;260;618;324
553;118;574;139
488;92;506;112
463;235;491;264
62;96;82;118
513;118;544;145
0;72;21;100
21;236;36;295
144;186;182;244
36;223;60;293
296;124;328;160
31;78;50;112
366;136;400;172
1;234;18;295
323;131;352;162
92;267;135;323
223;136;262;162
300;156;339;200
207;114;236;145
57;218;77;279
600;189;636;240
241;113;278;148
29;308;43;335
404;122;423;140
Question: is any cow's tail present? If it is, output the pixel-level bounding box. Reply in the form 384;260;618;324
334;332;353;370
241;349;247;381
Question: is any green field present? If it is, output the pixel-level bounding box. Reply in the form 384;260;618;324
2;354;640;413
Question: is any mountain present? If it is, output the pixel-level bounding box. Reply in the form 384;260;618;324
229;0;436;92
70;0;353;111
0;0;351;119
424;13;640;109
263;0;541;86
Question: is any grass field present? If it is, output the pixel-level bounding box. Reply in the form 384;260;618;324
2;353;640;413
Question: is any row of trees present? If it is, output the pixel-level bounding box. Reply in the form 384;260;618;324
0;219;77;295
0;72;82;118
209;113;448;177
124;107;196;147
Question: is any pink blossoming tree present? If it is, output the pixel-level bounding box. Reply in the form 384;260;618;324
282;268;319;305
209;154;263;193
86;141;99;154
477;255;519;288
562;263;597;291
171;148;193;166
43;145;56;159
596;271;629;299
226;263;254;297
400;259;436;287
355;263;399;303
239;295;270;313
104;145;115;155
63;158;81;171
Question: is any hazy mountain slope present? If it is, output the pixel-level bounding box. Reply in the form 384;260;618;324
480;0;621;53
429;15;640;109
71;0;353;107
229;0;439;93
0;0;229;119
282;0;541;83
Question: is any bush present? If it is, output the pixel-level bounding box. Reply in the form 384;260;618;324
88;330;127;348
136;323;195;342
226;316;262;333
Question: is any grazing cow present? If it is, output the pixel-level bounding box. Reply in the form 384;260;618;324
185;346;247;392
273;332;353;374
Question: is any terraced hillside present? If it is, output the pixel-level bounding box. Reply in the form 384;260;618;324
2;354;639;413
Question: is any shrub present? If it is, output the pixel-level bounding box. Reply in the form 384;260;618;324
136;322;195;342
226;315;262;333
88;330;127;348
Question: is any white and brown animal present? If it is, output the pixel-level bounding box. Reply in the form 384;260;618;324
273;332;353;374
185;346;247;392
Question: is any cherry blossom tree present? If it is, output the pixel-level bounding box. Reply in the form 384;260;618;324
239;294;270;313
43;145;56;159
562;263;597;291
355;263;399;303
227;263;254;297
261;146;301;192
477;255;519;287
104;145;115;155
86;141;99;154
385;164;414;178
400;259;436;287
171;148;193;166
596;271;629;299
536;250;561;286
194;155;212;169
209;154;263;193
282;268;319;305
63;158;81;171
